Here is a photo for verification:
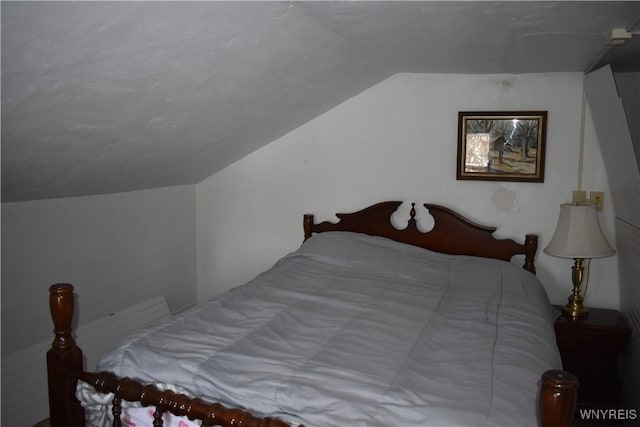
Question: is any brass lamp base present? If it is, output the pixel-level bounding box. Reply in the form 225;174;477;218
562;300;589;317
563;258;589;317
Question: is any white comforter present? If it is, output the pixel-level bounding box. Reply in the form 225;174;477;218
82;232;561;427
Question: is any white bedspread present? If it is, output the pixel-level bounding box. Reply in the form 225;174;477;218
82;231;561;427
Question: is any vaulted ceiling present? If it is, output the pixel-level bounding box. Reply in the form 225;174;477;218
2;1;640;202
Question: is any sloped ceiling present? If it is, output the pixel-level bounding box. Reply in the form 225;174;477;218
2;1;640;202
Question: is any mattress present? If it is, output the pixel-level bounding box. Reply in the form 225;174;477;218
80;231;561;427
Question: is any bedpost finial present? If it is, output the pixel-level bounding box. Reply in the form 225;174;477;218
410;203;416;219
303;214;314;242
539;370;577;427
49;283;77;351
523;234;538;275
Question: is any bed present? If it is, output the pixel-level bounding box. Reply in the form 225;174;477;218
46;201;578;427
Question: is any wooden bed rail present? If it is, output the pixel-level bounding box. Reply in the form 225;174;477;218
48;282;576;427
68;370;294;427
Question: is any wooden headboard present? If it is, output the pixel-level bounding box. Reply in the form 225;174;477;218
303;201;538;274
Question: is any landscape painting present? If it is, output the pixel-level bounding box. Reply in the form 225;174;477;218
457;111;547;182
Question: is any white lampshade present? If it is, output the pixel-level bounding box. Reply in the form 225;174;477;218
544;203;615;259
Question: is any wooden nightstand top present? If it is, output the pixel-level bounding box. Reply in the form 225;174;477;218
554;306;630;333
554;306;630;352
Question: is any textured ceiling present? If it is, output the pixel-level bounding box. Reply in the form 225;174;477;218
2;1;640;202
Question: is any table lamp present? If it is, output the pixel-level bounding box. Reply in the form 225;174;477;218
544;202;615;317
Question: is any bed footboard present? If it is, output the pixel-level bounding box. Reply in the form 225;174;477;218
71;370;293;427
46;284;297;427
47;283;576;427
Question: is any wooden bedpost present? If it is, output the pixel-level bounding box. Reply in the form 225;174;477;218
524;234;538;275
303;214;314;241
47;283;85;427
539;370;577;427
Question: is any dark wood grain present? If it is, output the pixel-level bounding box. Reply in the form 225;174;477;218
72;370;295;427
540;370;578;427
305;201;538;273
47;284;85;427
554;308;630;410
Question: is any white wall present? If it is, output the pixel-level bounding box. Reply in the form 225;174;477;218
1;185;197;354
196;72;619;310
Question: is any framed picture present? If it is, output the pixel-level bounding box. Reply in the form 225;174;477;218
457;111;547;182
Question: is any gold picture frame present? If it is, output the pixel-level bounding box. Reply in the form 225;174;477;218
457;111;547;182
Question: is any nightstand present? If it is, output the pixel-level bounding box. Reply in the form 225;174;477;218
554;306;630;410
